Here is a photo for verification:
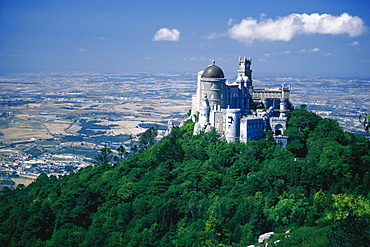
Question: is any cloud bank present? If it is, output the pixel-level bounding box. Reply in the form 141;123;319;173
228;13;367;43
153;28;180;41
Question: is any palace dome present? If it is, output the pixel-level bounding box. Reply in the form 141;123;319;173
202;61;224;78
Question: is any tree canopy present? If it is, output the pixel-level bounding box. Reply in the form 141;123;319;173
0;109;369;246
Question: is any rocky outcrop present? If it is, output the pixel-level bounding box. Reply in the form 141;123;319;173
258;232;275;243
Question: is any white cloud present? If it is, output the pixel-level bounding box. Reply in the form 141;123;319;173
228;13;367;43
153;28;180;41
207;32;225;39
190;56;207;61
228;18;234;26
310;47;320;52
324;52;335;56
349;41;360;46
298;48;320;53
78;48;86;52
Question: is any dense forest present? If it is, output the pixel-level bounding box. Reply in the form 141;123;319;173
0;109;369;246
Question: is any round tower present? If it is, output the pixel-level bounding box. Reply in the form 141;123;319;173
225;108;241;143
198;95;210;127
198;61;227;109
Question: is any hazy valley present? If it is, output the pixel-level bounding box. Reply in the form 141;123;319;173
0;72;369;185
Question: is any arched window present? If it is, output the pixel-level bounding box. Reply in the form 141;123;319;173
275;124;284;136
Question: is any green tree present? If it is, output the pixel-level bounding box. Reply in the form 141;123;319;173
182;119;195;137
285;109;321;157
115;145;127;163
316;141;351;191
1;109;370;246
359;113;370;134
139;126;158;151
275;227;329;247
94;146;113;166
308;118;346;145
328;194;370;245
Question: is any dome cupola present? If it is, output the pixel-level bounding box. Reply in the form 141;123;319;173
202;60;224;78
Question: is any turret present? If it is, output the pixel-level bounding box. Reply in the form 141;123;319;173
225;108;241;143
198;94;210;127
237;57;252;83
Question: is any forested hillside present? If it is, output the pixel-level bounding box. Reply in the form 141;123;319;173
0;109;369;246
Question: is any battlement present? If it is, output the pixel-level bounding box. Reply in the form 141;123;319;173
239;56;252;65
281;84;291;91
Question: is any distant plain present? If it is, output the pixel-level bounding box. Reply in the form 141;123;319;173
0;72;368;158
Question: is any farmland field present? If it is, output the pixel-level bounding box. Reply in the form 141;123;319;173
0;72;369;158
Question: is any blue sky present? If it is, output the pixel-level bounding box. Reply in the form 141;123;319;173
1;0;369;77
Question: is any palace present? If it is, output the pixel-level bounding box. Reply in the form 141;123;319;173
191;57;292;147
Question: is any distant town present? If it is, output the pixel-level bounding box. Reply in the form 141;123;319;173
0;150;92;188
0;72;369;188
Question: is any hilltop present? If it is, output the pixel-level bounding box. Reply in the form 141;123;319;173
0;109;369;246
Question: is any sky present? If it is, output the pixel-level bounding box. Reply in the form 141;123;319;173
1;0;369;77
